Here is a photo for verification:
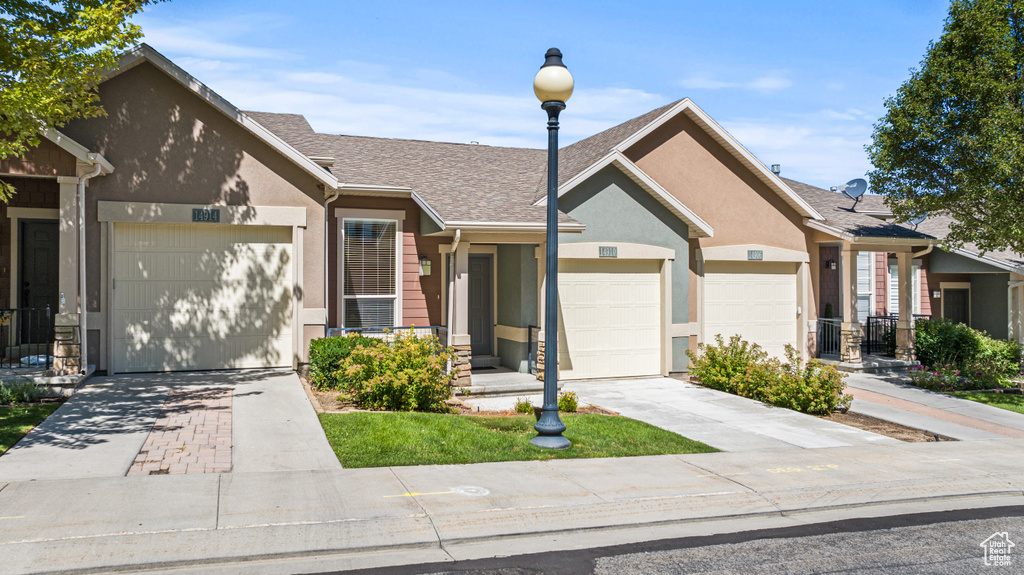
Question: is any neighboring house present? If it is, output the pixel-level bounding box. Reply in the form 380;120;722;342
6;44;1017;383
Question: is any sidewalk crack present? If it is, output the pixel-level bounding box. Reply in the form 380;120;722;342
682;459;784;515
547;461;612;503
388;467;454;562
215;473;222;530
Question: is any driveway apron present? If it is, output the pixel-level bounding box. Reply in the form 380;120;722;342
0;369;339;481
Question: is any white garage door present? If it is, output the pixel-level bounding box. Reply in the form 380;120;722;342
704;261;797;357
557;259;661;380
114;223;293;373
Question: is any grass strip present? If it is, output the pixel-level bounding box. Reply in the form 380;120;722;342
950;392;1024;415
0;404;59;455
319;411;717;468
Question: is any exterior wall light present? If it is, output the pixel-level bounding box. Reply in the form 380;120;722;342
419;255;432;277
825;259;837;270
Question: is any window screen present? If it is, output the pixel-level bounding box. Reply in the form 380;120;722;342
343;220;397;328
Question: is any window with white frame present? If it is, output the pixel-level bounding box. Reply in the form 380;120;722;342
856;252;874;322
342;218;397;328
888;262;921;316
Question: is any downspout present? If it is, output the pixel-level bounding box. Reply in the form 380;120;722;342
324;185;341;333
912;244;934;258
1009;279;1024;344
77;162;103;373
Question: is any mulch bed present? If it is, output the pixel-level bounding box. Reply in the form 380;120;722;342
819;411;955;443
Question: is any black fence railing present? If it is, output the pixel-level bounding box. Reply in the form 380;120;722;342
863;315;897;356
527;325;540;375
0;306;53;370
817;318;842;356
326;325;449;345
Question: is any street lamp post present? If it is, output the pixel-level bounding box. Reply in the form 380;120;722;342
531;48;573;450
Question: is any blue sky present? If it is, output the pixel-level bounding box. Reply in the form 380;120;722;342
134;0;952;188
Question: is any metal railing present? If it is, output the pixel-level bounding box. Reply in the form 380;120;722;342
527;325;540;375
863;315;897;356
0;306;53;370
816;318;842;356
326;325;449;345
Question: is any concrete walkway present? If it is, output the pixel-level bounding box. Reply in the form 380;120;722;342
2;439;1022;574
846;371;1024;441
0;369;340;482
466;377;900;451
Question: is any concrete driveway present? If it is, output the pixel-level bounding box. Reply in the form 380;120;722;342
0;369;340;481
465;377;899;451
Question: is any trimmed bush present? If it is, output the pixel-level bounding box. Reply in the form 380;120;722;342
515;397;533;413
558;391;578;413
0;380;48;405
308;334;380;390
690;336;851;415
339;329;457;412
914;318;1021;389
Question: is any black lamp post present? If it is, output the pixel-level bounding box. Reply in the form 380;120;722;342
531;48;573;450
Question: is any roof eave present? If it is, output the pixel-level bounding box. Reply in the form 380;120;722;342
805;219;937;245
41;128;114;174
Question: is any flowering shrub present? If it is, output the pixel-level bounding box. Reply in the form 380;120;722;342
337;329;457;412
915;318;1021;389
690;336;851;415
907;363;962;392
558;391;578;412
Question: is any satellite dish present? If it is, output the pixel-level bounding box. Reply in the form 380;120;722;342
842;178;867;200
908;213;927;229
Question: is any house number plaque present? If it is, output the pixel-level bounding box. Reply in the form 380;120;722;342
599;246;617;258
192;208;221;223
747;250;763;261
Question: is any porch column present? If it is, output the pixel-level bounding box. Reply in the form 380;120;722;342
840;244;862;363
55;176;82;374
451;240;472;385
895;251;915;361
535;244;546;381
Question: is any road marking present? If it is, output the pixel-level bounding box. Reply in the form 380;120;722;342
383;491;453;498
767;464;839;474
0;516;25;520
922;458;961;463
696;472;750;478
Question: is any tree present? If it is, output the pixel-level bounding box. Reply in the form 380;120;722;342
0;0;159;199
867;0;1024;253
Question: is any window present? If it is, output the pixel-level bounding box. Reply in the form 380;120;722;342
856;252;874;322
888;262;921;316
342;218;398;328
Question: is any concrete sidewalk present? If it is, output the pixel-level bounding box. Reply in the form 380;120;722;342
468;377;901;451
846;371;1024;440
3;439;1022;574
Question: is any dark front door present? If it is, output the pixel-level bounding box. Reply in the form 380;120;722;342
20;220;59;343
943;289;970;325
468;254;493;357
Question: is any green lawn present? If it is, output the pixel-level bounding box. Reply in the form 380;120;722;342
319;412;717;468
950;392;1024;415
0;404;58;455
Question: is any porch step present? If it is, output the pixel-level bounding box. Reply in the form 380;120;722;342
818;355;919;373
469;355;501;369
456;380;563;398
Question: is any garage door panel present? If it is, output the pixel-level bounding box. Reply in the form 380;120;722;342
114;223;293;373
704;262;797;357
557;259;661;380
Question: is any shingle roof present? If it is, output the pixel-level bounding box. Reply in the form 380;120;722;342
909;213;1024;272
243;112;320;155
783;178;934;240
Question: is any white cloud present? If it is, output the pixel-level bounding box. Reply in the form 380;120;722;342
680;72;792;93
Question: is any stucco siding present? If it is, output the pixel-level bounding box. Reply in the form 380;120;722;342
626;113;806;252
559;165;689;325
972;273;1010;339
495;244;538;373
930;249;1006;274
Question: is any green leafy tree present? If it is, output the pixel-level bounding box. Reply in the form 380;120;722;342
0;0;160;200
867;0;1024;253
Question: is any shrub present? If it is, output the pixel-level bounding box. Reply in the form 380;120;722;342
338;329;457;412
0;380;48;405
914;318;1021;389
515;397;533;413
690;337;851;415
309;334;381;390
558;391;578;412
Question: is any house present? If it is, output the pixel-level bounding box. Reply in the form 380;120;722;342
3;44;1017;384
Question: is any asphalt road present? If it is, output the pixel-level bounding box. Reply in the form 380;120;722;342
321;506;1024;575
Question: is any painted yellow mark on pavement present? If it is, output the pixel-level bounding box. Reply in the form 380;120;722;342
383;491;453;498
696;472;750;478
923;458;961;463
0;516;25;520
767;464;839;474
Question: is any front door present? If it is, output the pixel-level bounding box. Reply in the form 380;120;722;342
468;254;493;357
19;220;59;343
944;289;970;325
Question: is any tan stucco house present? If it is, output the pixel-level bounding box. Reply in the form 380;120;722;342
3;45;1020;383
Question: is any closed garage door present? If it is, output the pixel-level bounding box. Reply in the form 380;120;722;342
557;259;661;380
704;261;797;357
114;223;293;373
